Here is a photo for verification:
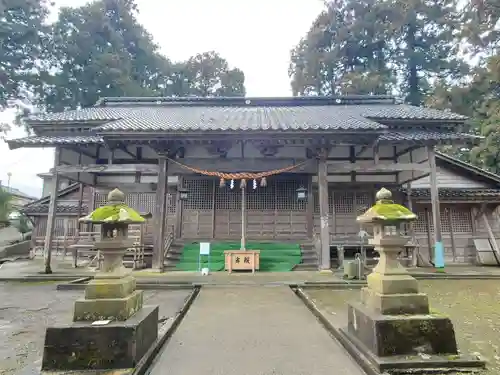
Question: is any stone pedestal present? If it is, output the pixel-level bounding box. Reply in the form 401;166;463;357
42;306;158;371
42;265;159;371
41;189;159;372
339;188;485;373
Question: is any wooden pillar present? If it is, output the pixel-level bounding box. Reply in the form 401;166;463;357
306;175;314;239
427;145;444;268
481;204;500;260
43;148;61;274
75;183;84;237
175;176;183;239
425;207;433;263
240;182;247;250
153;155;168;271
318;155;331;270
211;179;216;239
446;207;457;262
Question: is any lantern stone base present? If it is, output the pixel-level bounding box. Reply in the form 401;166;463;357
74;289;144;322
42;305;158;371
360;287;429;315
85;274;137;299
347;302;457;356
366;271;419;294
341;302;486;372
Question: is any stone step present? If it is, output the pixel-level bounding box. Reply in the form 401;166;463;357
293;263;317;271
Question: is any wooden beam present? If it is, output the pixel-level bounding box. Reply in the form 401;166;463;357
65;146;98;160
306;175;314;239
399;173;430;185
327;163;429;173
56;164;160;174
95;183;158;192
446;207;457;262
44;148;61;274
373;143;380;164
395;145;421;158
175;176;184;239
318;154;331;270
54;159;429;175
152;156;168;271
428;145;444;268
425;207;434;264
481;208;500;261
117;145;136;159
76;183;84;237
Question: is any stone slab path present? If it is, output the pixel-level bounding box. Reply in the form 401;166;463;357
148;286;365;375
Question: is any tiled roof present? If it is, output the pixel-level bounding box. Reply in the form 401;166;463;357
6;130;479;149
407;188;500;199
7;135;104;148
378;130;480;142
355;104;466;121
95;106;387;132
24;96;467;132
21;204;88;215
26;107;128;123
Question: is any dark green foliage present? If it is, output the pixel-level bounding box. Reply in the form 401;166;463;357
290;0;500;172
0;0;51;109
1;0;246;117
290;0;464;105
15;214;31;240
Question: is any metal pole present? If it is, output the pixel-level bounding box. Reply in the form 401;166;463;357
241;183;246;251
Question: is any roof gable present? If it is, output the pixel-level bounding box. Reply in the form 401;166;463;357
23;182;81;208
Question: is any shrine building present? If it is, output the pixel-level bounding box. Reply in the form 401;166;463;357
8;96;500;271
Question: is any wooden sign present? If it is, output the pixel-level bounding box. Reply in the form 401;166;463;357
224;250;260;273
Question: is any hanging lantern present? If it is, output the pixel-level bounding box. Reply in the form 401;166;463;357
178;187;190;201
296;186;307;201
230;179;235;189
240;178;247;189
253;179;257;190
219;178;225;188
260;177;267;187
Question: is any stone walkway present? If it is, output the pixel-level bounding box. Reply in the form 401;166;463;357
148;286;364;375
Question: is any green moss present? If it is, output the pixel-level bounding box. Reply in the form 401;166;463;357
79;204;145;224
357;200;417;223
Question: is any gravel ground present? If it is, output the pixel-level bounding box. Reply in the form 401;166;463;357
0;282;192;375
306;280;500;375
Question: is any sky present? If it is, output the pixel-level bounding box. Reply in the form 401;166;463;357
0;0;325;199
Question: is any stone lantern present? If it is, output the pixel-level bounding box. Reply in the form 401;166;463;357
41;188;159;372
340;188;484;373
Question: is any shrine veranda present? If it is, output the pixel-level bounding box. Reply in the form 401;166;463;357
10;95;500;270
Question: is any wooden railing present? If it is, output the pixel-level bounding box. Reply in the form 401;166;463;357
163;225;175;260
163;225;175;259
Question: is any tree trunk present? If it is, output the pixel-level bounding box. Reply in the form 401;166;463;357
406;13;419;106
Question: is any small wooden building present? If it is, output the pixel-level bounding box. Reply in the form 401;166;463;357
10;96;500;269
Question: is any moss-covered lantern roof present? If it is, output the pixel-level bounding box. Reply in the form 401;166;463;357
79;188;146;224
357;187;417;225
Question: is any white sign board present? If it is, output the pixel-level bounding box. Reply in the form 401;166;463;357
200;242;211;255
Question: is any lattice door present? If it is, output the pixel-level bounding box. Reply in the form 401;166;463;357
181;178;213;239
332;191;355;236
414;208;428;234
450;206;473;233
214;179;242;239
275;176;308;239
245;179;276;239
313;189;373;236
